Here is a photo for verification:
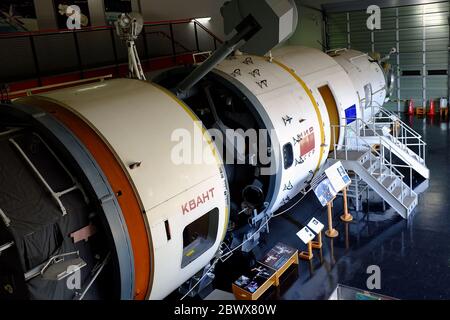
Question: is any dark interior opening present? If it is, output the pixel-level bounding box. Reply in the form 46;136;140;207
402;70;421;76
427;70;447;76
182;208;219;268
0;115;121;300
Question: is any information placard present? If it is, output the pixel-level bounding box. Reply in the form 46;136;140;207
307;217;324;234
325;161;351;192
296;226;315;244
312;174;337;206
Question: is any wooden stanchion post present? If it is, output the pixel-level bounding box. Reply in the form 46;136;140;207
345;223;350;250
299;241;313;261
311;231;322;249
340;187;353;222
325;200;339;238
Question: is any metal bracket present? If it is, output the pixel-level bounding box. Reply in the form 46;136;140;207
40;251;82;277
193;51;212;65
0;128;22;138
9;138;69;216
0;242;14;256
0;208;11;227
9;134;90;216
32;133;90;203
23;251;86;282
218;242;233;263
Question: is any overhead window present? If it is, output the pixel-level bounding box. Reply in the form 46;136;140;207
182;208;219;268
428;70;447;76
402;70;421;76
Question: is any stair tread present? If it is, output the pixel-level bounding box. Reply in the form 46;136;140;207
334;150;368;161
392;186;402;198
372;167;388;175
360;128;385;136
364;160;381;171
403;195;417;208
382;176;396;188
362;160;370;169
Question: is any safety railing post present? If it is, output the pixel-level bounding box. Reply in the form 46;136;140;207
357;120;360;151
110;28;119;76
410;167;413;196
382;144;385;180
345;127;348;160
333;125;337;159
401;181;404;202
141;25;150;62
169;23;176;64
29;34;42;86
402;126;405;144
73;31;84;79
390;145;393;176
423;143;426;163
194;21;200;52
378;137;382;173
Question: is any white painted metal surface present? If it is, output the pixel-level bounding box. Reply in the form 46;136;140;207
331;48;387;120
36;78;230;300
273;46;362;141
213;46;382;214
215;53;329;212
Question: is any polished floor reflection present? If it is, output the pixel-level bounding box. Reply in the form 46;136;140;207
249;114;450;300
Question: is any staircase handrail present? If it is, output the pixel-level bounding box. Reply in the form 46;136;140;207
332;118;416;205
369;102;427;164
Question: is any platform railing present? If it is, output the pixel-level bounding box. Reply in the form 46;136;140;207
0;18;222;87
332;118;416;203
366;102;427;164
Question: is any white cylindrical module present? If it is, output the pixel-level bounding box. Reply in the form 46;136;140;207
16;79;230;300
212;53;331;212
206;46;387;214
330;48;388;120
271;46;362;145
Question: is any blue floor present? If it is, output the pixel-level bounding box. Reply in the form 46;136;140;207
250;114;450;300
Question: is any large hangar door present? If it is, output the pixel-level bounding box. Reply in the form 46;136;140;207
326;1;449;112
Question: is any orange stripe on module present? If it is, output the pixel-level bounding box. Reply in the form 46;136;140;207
18;97;152;300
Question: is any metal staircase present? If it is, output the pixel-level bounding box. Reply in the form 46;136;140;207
330;118;418;219
361;105;429;179
345;171;368;212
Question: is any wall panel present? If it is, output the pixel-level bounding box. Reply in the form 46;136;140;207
326;1;449;112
